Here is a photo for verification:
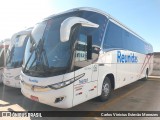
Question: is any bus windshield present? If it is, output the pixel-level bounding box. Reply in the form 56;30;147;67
6;35;29;69
23;10;107;77
23;11;82;77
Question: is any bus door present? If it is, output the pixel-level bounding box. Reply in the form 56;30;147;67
73;32;98;106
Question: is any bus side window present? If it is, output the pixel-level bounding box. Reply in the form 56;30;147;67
75;34;87;62
103;21;123;49
74;33;93;70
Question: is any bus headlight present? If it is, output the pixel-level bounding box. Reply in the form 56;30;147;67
48;78;75;89
48;73;85;90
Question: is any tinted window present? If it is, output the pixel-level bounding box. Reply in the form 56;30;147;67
74;11;107;70
103;21;123;49
122;30;130;50
23;11;107;76
6;35;29;68
23;12;81;77
122;29;147;54
103;20;150;54
81;11;108;48
75;34;87;62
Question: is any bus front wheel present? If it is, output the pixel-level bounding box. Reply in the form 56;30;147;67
98;77;112;102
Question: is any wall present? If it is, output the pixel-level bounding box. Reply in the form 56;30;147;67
151;52;160;76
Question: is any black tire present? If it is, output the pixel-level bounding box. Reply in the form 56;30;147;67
143;69;149;81
98;77;112;102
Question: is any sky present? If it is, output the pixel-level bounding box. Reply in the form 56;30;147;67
0;0;160;52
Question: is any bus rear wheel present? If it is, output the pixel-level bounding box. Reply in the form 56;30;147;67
98;77;112;102
144;69;149;81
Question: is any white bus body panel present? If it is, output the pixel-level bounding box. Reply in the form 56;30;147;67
97;49;153;94
3;67;21;88
21;72;73;108
73;64;98;106
20;49;153;108
21;64;100;108
96;51;117;95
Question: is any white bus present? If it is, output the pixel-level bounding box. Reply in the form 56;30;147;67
3;28;32;88
0;39;10;83
20;7;153;108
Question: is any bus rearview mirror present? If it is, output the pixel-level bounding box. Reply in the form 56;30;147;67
87;35;92;60
60;17;99;42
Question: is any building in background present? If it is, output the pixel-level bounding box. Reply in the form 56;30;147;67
151;52;160;76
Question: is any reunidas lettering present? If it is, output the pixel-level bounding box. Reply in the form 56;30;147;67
29;78;38;83
117;51;138;63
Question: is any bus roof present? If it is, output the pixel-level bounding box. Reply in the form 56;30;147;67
44;7;151;46
10;27;33;46
11;27;33;41
13;27;33;37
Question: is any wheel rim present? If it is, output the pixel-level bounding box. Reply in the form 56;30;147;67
102;82;110;96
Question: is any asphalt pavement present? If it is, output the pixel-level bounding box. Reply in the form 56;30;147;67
0;77;160;120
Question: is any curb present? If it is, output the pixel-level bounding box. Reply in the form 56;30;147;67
149;76;160;79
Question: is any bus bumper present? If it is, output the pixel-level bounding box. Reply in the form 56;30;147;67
3;77;20;88
3;68;21;88
20;81;73;109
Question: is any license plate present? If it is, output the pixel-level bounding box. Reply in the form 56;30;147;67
30;95;39;101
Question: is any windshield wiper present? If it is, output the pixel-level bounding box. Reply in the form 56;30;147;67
24;36;49;73
6;46;15;63
23;35;36;72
